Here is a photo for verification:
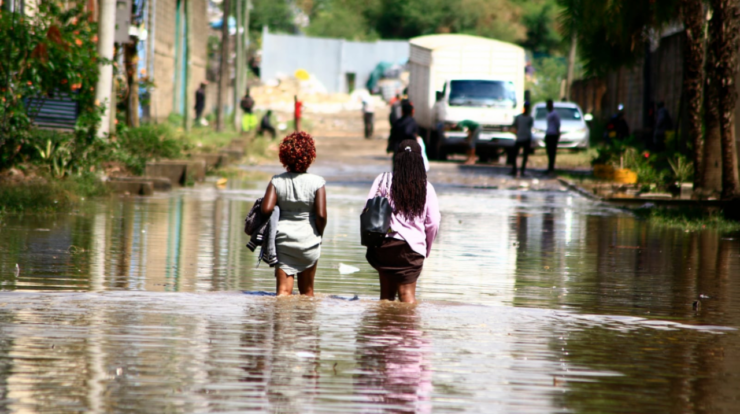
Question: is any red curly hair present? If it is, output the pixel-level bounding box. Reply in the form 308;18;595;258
279;131;317;173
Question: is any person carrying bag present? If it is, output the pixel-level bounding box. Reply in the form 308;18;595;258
363;140;441;304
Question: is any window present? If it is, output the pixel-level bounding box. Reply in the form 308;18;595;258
448;80;516;108
534;107;582;121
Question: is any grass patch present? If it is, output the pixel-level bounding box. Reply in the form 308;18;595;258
115;124;184;174
0;173;108;215
634;206;740;232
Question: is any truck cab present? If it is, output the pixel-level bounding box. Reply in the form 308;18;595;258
434;78;518;160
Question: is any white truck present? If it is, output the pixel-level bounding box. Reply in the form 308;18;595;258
408;34;526;161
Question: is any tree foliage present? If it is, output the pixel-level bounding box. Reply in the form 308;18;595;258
0;0;103;170
556;0;678;75
256;0;561;50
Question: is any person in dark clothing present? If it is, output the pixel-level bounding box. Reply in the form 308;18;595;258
240;88;255;114
258;110;277;139
387;100;418;154
511;103;534;176
194;82;207;125
544;99;561;174
653;101;672;152
389;94;402;127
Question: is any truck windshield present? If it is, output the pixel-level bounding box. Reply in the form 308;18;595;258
448;80;516;107
534;107;582;121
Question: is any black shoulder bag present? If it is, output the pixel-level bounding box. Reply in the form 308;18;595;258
360;173;393;247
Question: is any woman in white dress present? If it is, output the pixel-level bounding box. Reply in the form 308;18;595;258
261;132;327;296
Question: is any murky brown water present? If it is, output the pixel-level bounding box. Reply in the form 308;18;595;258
1;177;739;413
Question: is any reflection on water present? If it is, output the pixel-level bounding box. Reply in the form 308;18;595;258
355;304;432;413
1;178;740;413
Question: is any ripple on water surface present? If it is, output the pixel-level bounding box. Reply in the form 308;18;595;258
1;181;739;413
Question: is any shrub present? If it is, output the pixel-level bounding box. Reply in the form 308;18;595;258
115;124;184;174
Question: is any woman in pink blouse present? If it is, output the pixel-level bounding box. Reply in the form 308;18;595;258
365;139;441;303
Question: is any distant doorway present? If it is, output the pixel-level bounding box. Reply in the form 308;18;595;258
345;73;356;94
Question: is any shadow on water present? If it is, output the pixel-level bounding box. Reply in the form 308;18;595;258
0;177;739;412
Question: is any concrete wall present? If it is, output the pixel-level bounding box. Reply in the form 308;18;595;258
147;0;208;122
261;29;409;94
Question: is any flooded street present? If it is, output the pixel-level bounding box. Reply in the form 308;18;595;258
1;137;740;413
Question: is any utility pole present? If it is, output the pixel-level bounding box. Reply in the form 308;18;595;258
244;0;250;98
94;0;116;138
233;0;243;132
184;0;193;131
216;0;231;132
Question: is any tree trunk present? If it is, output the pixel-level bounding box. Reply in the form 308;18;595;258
565;31;577;101
124;41;140;128
701;6;724;198
712;0;740;199
233;0;243;132
216;0;231;132
681;0;706;193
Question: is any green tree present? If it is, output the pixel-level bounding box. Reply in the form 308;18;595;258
0;0;102;171
249;0;297;34
527;57;567;104
519;0;562;55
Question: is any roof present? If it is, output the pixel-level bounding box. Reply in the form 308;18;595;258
409;34;522;52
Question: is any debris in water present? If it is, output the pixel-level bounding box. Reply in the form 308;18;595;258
338;263;360;274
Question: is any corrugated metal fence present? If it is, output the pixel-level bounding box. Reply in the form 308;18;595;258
261;28;409;94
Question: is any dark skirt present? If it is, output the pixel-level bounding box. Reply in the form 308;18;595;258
366;238;425;285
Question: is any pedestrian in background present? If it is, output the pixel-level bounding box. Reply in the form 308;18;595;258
511;102;533;177
362;95;375;139
258;110;276;139
545;99;561;174
194;82;208;126
388;100;418;154
240;88;257;132
454;119;480;165
260;132;327;296
365;139;440;304
389;93;402;127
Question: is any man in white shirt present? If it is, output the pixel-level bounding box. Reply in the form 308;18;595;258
545;99;561;174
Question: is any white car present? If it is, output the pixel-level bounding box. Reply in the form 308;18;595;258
531;102;590;150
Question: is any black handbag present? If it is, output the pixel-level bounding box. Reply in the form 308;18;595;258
360;173;393;247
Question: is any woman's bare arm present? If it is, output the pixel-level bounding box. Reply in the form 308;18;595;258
314;186;327;237
261;183;277;215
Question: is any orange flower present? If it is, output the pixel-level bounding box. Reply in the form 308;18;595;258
93;35;98;43
27;81;33;86
74;30;80;35
61;79;68;84
75;38;83;46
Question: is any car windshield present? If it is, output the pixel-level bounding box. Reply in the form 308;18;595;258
448;80;516;108
534;107;582;121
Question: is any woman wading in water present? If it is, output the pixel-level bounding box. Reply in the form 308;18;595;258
261;132;327;296
365;139;440;303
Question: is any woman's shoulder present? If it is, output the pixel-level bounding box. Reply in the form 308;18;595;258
302;173;326;188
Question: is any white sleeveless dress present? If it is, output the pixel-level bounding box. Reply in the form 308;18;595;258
271;172;326;275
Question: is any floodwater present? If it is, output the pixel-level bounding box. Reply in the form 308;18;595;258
1;176;739;413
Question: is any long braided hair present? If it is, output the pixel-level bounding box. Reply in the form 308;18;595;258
391;139;427;220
